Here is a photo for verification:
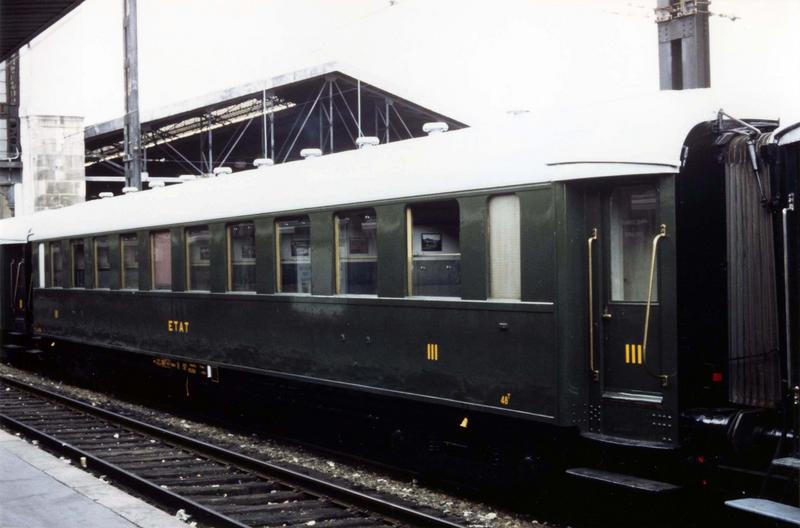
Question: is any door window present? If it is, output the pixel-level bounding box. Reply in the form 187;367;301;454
609;186;658;302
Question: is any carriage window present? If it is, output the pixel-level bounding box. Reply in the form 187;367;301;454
71;240;85;287
50;242;64;287
151;231;172;290
610;186;658;302
489;195;521;300
336;209;377;295
276;217;311;294
121;233;139;289
94;236;111;289
407;200;460;297
228;222;256;292
186;226;211;291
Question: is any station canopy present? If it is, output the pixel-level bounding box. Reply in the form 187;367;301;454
0;0;85;62
84;63;466;198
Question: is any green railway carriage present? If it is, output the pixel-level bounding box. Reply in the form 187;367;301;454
3;93;800;515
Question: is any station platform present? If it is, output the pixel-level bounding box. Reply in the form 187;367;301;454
0;428;187;528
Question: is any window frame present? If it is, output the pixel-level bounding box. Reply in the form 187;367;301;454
93;236;111;289
226;221;256;293
334;208;378;296
185;225;211;292
150;230;172;291
275;216;311;294
70;239;86;288
49;241;64;288
120;232;139;290
405;200;462;298
488;194;522;301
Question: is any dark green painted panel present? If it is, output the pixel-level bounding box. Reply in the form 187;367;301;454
210;223;226;293
171;227;185;292
376;204;407;298
31;243;39;292
554;183;588;427
255;217;275;294
108;235;121;290
34;289;558;420
458;196;487;300
520;187;556;302
137;230;150;291
657;175;679;406
310;212;334;295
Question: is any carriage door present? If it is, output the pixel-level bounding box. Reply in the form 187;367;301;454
585;180;676;443
600;185;665;399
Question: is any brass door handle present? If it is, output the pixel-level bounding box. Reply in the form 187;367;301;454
643;224;668;385
602;308;612;320
587;228;599;381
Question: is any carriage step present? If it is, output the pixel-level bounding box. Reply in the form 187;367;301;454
2;344;24;350
25;349;43;355
566;467;680;493
772;457;800;471
7;331;25;337
725;498;800;524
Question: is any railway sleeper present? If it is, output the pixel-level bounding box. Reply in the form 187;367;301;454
113;457;209;470
136;465;239;479
196;490;306;506
214;498;324;514
49;431;139;442
101;449;195;462
70;438;160;448
231;506;355;525
167;480;277;495
282;518;384;528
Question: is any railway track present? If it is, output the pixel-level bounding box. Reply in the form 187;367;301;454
0;374;465;528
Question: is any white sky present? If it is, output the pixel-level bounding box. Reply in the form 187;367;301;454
16;0;800;129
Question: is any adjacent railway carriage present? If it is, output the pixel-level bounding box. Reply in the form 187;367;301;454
2;92;800;516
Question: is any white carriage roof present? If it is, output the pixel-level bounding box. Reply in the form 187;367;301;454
0;90;765;243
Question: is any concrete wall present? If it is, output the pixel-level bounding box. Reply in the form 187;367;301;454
19;116;85;215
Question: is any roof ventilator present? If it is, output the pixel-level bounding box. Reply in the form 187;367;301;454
121;186;139;194
213;167;233;177
356;136;380;149
178;175;197;183
422;122;449;135
300;148;322;159
98;192;114;199
253;158;274;168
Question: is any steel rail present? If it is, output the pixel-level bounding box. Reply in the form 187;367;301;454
0;374;466;528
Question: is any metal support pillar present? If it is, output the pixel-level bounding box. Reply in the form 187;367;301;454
328;80;334;153
262;90;268;159
123;0;142;190
269;112;275;160
384;99;391;144
207;114;213;173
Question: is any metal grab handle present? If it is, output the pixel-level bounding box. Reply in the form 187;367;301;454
587;228;599;381
9;259;15;309
642;224;667;380
13;259;23;311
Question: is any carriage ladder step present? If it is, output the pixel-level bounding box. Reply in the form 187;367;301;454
2;344;24;351
725;498;800;525
25;349;43;355
566;467;680;493
772;457;800;471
